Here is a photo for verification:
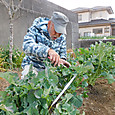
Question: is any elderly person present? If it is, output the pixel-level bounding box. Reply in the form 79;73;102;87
21;12;70;79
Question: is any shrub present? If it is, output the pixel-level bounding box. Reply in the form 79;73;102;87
0;45;25;71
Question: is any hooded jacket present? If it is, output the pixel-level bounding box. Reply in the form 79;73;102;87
21;17;67;70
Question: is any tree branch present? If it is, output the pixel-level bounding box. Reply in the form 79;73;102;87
11;0;15;11
1;0;9;9
14;0;23;13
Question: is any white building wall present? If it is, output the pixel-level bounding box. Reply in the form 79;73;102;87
78;10;110;23
78;12;90;23
91;11;109;20
79;25;111;37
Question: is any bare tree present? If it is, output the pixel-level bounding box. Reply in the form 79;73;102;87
1;0;23;64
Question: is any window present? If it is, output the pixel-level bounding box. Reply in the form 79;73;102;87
100;12;102;18
84;32;91;37
78;14;82;21
104;27;109;33
93;28;102;34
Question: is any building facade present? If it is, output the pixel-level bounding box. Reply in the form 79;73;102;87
72;6;115;37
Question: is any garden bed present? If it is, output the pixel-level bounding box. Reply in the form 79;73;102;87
0;74;115;115
79;79;115;115
0;42;114;114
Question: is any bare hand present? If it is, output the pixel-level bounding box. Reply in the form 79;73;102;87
48;49;60;67
48;49;71;68
58;59;71;68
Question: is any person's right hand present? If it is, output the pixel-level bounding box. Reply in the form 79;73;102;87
48;49;60;67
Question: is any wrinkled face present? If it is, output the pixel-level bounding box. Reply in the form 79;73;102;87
48;20;62;40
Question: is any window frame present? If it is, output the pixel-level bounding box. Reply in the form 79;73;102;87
78;14;82;21
93;28;103;34
104;27;109;33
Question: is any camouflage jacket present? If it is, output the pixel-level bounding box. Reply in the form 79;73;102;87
21;17;67;70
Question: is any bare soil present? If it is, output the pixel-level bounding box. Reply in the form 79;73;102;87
0;72;115;115
79;79;115;115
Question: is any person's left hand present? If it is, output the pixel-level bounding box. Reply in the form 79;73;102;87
58;59;71;68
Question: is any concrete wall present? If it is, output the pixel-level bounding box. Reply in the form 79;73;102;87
79;39;115;48
0;0;79;50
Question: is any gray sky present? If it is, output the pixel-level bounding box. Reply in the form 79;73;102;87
48;0;115;18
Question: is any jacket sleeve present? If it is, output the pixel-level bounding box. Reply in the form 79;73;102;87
22;25;50;58
59;36;67;60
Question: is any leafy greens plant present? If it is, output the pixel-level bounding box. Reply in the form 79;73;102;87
0;64;88;115
0;41;114;115
73;41;115;85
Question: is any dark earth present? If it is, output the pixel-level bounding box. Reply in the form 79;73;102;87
79;79;115;115
0;71;115;115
